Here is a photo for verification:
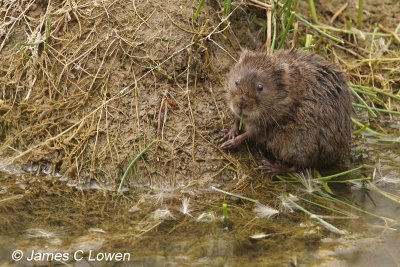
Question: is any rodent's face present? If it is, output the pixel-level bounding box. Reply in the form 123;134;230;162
225;62;291;124
225;70;265;119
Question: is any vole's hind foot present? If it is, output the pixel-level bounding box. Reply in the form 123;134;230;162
259;160;296;175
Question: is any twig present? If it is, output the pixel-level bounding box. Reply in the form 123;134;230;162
378;24;400;45
0;0;36;52
247;0;272;9
265;8;272;52
132;0;150;28
330;2;348;24
157;89;169;139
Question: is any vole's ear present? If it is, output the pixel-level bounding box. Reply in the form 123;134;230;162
237;49;255;63
223;71;230;80
282;63;290;86
237;50;246;63
273;63;290;89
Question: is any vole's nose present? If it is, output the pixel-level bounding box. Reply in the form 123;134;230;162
237;98;246;109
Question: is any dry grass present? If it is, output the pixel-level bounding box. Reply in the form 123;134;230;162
0;0;232;186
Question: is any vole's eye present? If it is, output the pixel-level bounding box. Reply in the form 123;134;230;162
235;79;240;86
257;84;263;91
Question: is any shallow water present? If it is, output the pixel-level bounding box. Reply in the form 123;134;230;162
0;131;399;267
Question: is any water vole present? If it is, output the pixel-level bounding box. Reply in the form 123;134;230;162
221;49;352;172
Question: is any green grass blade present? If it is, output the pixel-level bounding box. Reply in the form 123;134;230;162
277;0;292;18
118;140;158;194
351;117;388;137
318;191;396;222
239;115;244;130
211;186;259;203
350;87;377;117
278;11;295;48
295;13;344;43
352;103;400;116
368;182;400;204
316;166;363;181
224;0;232;16
223;203;228;222
286;196;346;235
194;0;205;21
296;196;358;218
350;84;400;102
357;0;364;28
308;0;318;23
351;87;377;97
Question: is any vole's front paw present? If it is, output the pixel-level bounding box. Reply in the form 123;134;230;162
221;138;239;150
221;132;249;150
220;127;239;143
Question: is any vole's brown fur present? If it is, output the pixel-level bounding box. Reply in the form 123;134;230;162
221;49;352;171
